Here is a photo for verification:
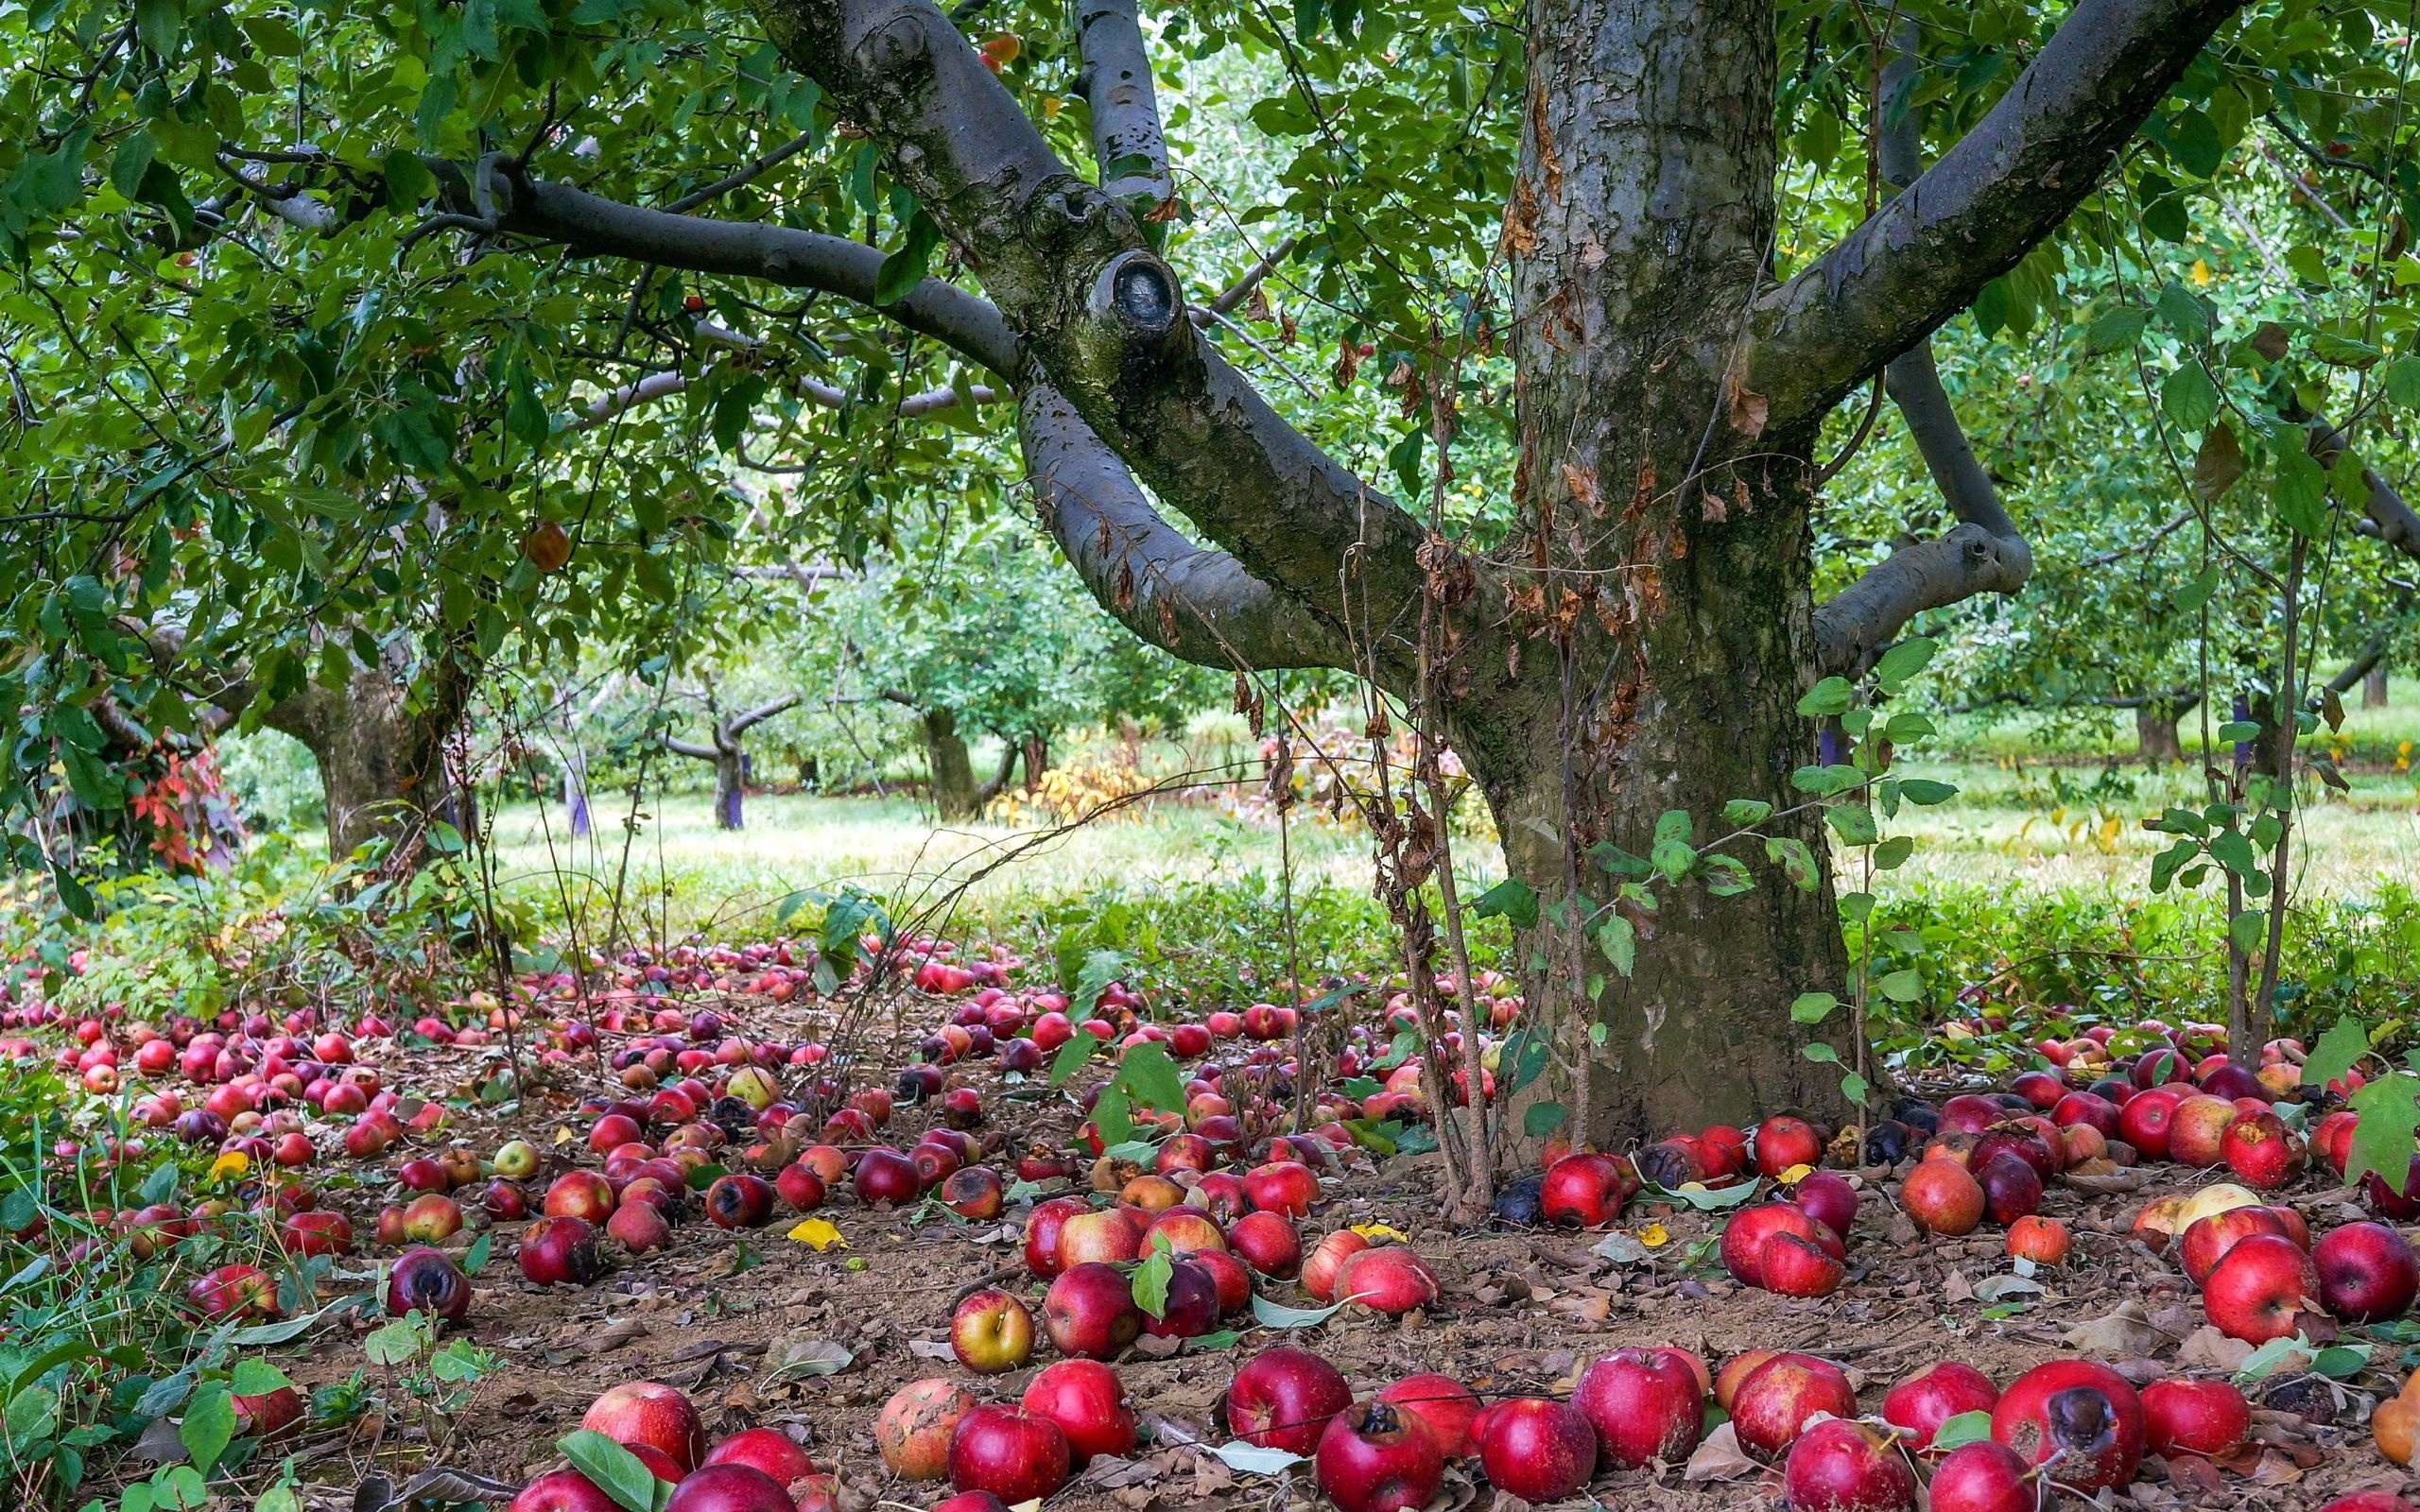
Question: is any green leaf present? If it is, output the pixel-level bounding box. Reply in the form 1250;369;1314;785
1522;1102;1568;1139
2273;445;2328;538
2083;306;2150;354
1790;992;1838;1023
135;0;183;55
1650;837;1696;881
463;1230;492;1276
873;212;943;305
1047;1028;1098;1086
1249;1295;1346;1330
2384;357;2420;408
1765;836;1820;891
1472;878;1538;928
1872;836;1914;870
2304;1018;2370;1089
2343;1074;2420;1189
1720;799;1772;827
1802;1042;1841;1064
560;1430;664;1512
180;1383;235;1476
2160;364;2219;432
1897;779;1957;805
1795;677;1855;717
5;1385;58;1444
362;1317;426;1366
1876;969;1925;1004
2227;909;2268;955
1131;1249;1172;1319
2310;333;2385;369
1592;913;1635;979
1871;637;1938;690
1115;1041;1184;1114
1840;1072;1870;1106
227;1360;291;1395
1824;804;1879;847
1074;948;1131;1016
1929;1411;1993;1451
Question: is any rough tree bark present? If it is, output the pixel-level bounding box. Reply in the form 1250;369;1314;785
2366;666;2391;708
471;0;2251;1137
664;694;800;830
2136;703;2187;765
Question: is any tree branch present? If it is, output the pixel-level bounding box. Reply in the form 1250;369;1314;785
747;0;1429;638
725;694;803;735
1075;0;1174;208
477;161;1021;378
1811;30;2034;676
2298;408;2420;563
1747;0;2246;425
663;734;719;760
1020;385;1352;671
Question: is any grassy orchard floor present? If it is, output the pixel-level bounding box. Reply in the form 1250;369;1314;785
124;979;2419;1512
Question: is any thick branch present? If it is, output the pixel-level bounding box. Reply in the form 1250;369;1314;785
2328;593;2415;695
663;734;718;760
748;0;1428;646
1020;386;1352;672
1811;33;2033;676
1748;0;2246;424
479;163;1021;378
1075;0;1174;207
575;368;995;431
2301;410;2420;563
725;694;802;736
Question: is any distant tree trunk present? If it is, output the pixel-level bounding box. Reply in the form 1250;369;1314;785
1021;732;1047;792
714;748;745;830
924;708;980;820
563;751;592;838
664;694;799;832
2135;696;2194;766
2365;665;2390;708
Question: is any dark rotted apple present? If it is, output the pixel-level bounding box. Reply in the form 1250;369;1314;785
583;1381;708;1472
662;1465;792;1512
387;1246;471;1322
1781;1418;1917;1512
2315;1220;2420;1322
1022;1359;1137;1465
1473;1397;1597;1503
703;1427;818;1487
1574;1348;1702;1469
1989;1360;2144;1491
1376;1374;1479;1458
2139;1378;2249;1458
1315;1400;1444;1512
1226;1211;1302;1278
875;1379;977;1481
946;1404;1070;1504
1227;1346;1353;1455
1142;1259;1222;1338
519;1215;604;1286
940;1166;1005;1220
1043;1261;1145;1360
1730;1352;1856;1460
702;1172;774;1228
1881;1361;1997;1450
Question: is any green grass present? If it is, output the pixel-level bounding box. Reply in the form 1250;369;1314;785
482;747;2420;941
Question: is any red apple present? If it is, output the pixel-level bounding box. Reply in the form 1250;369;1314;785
946;1405;1069;1504
2139;1378;2248;1458
1898;1159;1984;1236
852;1147;919;1206
2203;1232;2322;1343
1227;1346;1352;1455
583;1382;707;1473
1302;1229;1373;1302
2116;1087;2182;1160
1242;1160;1320;1216
1754;1115;1824;1177
1926;1440;2036;1512
1332;1246;1439;1314
1989;1359;2143;1491
1376;1374;1478;1458
1316;1400;1444;1512
1781;1418;1916;1512
1574;1348;1702;1468
544;1170;615;1223
1881;1361;1997;1450
951;1288;1036;1373
663;1465;791;1512
2179;1206;2290;1287
1788;1170;1860;1239
1023;1196;1089;1279
1540;1153;1630;1228
1022;1359;1136;1466
875;1380;976;1481
1043;1261;1144;1360
2315;1219;2420;1322
1473;1398;1597;1502
2220;1111;2303;1189
703;1427;817;1487
1730;1352;1855;1460
1227;1211;1302;1278
1056;1207;1146;1269
510;1470;622;1512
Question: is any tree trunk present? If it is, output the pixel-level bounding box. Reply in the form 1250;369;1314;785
2365;665;2391;708
925;709;981;820
1469;0;1849;1144
713;747;746;830
1022;732;1047;792
278;663;465;860
563;752;592;838
2136;702;2187;766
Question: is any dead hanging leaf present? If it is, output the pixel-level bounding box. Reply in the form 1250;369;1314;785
1726;374;1769;438
1561;462;1603;517
2064;1301;2169;1357
2195;420;2246;500
2252;321;2293;362
1682;1422;1761;1483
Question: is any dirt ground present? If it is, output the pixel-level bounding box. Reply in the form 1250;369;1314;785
231;991;2420;1512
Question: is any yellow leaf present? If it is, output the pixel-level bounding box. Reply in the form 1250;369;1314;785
787;1218;846;1250
553;1126;577;1145
1350;1223;1409;1244
207;1150;250;1182
1778;1163;1814;1185
1638;1222;1669;1248
2190;258;2213;287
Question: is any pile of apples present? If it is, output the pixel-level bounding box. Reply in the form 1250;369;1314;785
512;1381;834;1512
